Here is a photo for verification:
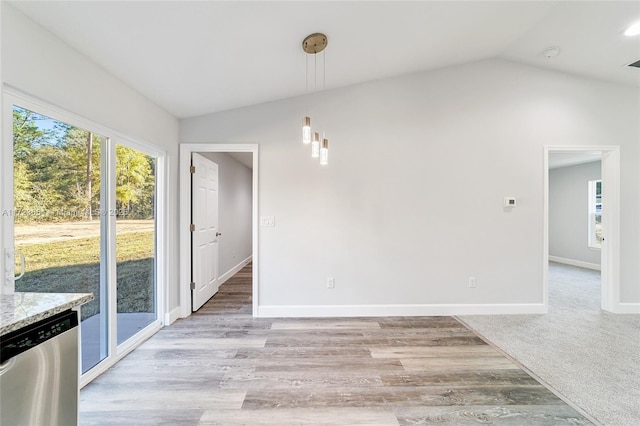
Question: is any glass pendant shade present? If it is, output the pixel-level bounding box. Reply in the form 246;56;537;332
320;138;329;165
311;132;320;158
302;116;311;144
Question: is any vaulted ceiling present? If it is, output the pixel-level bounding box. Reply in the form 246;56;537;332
9;1;640;119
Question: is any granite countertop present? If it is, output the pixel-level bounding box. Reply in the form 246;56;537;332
0;292;94;336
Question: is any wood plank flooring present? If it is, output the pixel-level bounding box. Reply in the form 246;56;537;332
80;264;591;425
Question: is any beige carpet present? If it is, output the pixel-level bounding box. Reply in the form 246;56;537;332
459;262;640;426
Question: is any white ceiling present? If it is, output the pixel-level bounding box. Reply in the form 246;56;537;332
8;1;640;119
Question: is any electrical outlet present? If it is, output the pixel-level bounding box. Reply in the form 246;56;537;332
469;277;477;288
327;277;335;289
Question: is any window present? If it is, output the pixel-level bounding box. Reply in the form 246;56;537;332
115;144;157;344
13;106;109;371
588;179;602;249
7;94;165;381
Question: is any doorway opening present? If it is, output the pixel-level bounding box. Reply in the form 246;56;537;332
543;146;620;312
179;144;258;318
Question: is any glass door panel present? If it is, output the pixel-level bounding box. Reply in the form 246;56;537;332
12;106;107;372
115;145;157;344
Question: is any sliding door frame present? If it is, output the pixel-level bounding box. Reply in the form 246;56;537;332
2;87;167;386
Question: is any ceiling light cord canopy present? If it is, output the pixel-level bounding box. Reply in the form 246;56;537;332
302;33;329;165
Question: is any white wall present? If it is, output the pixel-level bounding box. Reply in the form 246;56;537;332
199;152;252;278
549;161;601;267
181;59;640;314
1;4;181;312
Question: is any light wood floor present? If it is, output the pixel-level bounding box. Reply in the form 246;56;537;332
80;264;591;425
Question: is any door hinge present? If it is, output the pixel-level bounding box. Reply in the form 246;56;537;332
190;165;196;174
190;282;195;290
190;224;195;232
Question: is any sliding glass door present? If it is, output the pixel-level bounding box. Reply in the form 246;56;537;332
12;106;108;372
115;145;157;344
7;95;163;378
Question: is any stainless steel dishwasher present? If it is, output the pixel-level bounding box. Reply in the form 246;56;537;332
0;309;79;426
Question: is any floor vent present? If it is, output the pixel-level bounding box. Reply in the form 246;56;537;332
628;59;640;68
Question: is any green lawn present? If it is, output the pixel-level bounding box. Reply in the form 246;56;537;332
15;231;155;319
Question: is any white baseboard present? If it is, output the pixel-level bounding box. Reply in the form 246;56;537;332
218;256;252;286
549;255;601;271
612;303;640;314
257;303;547;318
164;307;181;325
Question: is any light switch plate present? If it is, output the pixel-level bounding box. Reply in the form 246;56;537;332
260;216;275;227
504;197;517;207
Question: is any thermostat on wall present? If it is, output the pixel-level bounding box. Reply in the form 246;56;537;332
504;197;517;207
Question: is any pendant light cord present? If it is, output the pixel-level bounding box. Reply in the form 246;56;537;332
305;54;309;116
322;49;326;138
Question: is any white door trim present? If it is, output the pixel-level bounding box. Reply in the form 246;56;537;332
179;143;259;319
544;145;620;312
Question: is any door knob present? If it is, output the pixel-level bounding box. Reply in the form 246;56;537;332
216;232;222;237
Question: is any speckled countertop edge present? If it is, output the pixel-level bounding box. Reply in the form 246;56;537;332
1;292;94;336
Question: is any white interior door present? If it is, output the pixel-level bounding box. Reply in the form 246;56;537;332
191;153;220;311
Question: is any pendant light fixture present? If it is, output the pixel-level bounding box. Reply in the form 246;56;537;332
301;33;329;165
320;138;329;166
302;116;311;144
311;132;320;158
